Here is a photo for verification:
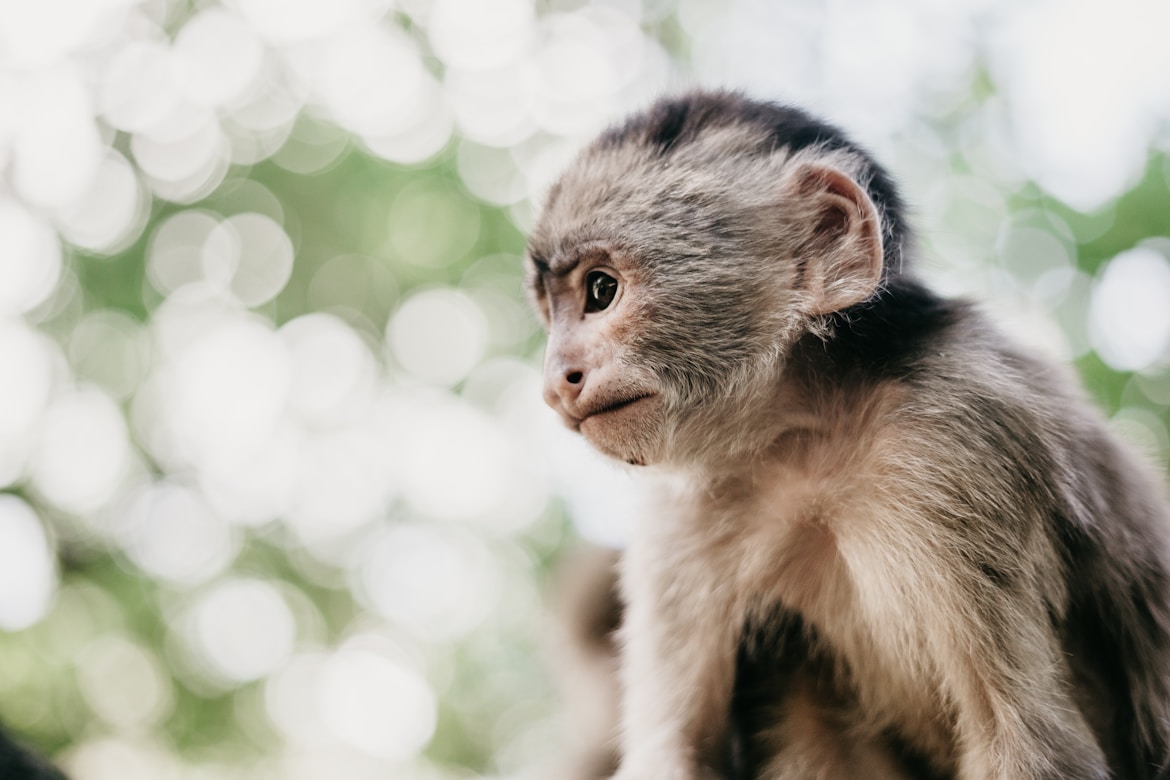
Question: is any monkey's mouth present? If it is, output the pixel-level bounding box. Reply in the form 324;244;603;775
578;393;654;424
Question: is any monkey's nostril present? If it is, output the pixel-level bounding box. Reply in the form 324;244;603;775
566;371;584;385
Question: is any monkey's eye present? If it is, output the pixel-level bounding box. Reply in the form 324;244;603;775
585;270;618;312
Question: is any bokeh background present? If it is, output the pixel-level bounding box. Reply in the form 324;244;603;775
1;0;1170;777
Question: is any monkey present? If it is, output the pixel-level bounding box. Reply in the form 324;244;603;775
525;90;1170;780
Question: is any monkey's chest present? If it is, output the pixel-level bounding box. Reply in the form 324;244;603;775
725;493;954;766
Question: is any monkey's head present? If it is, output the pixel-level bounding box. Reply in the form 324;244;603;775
526;91;908;468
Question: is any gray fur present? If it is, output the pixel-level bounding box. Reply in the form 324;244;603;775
528;91;1170;780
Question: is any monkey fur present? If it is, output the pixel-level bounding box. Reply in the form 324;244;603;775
526;91;1170;779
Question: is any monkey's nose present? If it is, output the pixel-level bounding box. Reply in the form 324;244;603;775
544;367;587;411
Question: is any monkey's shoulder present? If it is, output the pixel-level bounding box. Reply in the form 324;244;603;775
821;283;1097;450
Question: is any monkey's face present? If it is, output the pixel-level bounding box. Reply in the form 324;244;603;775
528;245;668;466
526;123;885;468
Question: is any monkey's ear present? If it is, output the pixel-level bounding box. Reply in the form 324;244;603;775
783;164;884;315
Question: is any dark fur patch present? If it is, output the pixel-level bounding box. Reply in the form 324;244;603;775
645;99;693;155
802;278;964;380
978;562;1012;589
732;609;818;776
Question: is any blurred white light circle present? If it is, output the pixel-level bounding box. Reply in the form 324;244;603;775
468;288;538;350
0;0;134;68
0;202;62;315
198;422;300;526
456;142;529;206
123;482;235;585
994;0;1170;211
99;39;184;134
147;210;219;296
513;135;581;209
9;65;104;208
997;225;1074;293
173;8;265;108
356;524;498;641
65;736;183;780
235;0;382;43
823;3;973;139
541;408;642;549
265;651;330;744
165;318;290;466
229;77;307;134
286;429;395;546
224;114;298;166
446;64;536;148
429;0;535;70
320;648;436;759
54;149;149;255
273;117;351;175
201;215;241;288
0;321;56;438
1047;269;1095;359
204;213;295;307
388;289;487;386
1090;247;1170;372
132;112;228;196
384;391;545;529
0;495;57;631
193;578;296;683
77;635;173;730
315;26;427;137
1112;406;1170;469
361;78;454;165
29;387;130;514
281;313;377;426
528;12;624;137
143;154;231;206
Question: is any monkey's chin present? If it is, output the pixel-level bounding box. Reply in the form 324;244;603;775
578;396;663;466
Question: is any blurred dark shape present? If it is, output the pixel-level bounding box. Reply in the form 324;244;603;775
0;725;66;780
548;544;623;780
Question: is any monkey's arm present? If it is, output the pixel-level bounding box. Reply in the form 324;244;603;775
614;523;744;780
931;568;1106;780
864;420;1110;780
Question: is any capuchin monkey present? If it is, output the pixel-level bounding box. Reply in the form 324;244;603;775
526;91;1170;780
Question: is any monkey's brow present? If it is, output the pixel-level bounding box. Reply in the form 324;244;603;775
548;254;580;276
529;251;578;278
530;241;610;277
551;243;615;276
